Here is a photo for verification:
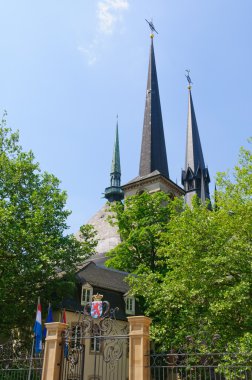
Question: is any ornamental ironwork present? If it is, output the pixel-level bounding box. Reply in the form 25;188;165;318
60;293;129;380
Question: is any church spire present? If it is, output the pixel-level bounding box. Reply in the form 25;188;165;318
104;117;124;202
139;35;169;178
111;117;121;175
181;79;210;205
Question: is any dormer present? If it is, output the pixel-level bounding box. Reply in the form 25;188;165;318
124;292;136;315
81;283;93;306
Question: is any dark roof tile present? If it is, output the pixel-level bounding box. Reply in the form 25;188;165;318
76;262;129;294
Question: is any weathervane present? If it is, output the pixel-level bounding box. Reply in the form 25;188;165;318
145;19;158;36
185;69;193;87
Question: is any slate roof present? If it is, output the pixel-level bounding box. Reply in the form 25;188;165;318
62;262;141;320
76;262;129;294
185;88;206;172
182;86;211;204
139;37;169;178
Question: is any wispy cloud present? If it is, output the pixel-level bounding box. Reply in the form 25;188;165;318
97;0;129;34
78;39;99;66
78;0;129;65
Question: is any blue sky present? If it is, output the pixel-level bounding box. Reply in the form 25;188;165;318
0;1;251;233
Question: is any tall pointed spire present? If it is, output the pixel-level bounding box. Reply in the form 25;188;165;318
104;117;124;202
182;81;210;205
139;35;169;178
111;117;121;176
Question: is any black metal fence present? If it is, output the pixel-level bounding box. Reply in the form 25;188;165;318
0;340;43;380
150;352;252;380
60;334;129;380
0;357;43;380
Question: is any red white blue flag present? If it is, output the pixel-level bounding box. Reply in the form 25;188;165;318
62;308;67;324
33;299;42;354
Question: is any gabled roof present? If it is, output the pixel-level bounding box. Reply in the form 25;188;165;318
124;169;161;185
76;262;129;294
122;170;185;195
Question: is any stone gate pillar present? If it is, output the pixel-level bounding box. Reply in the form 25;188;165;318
42;322;67;380
128;316;152;380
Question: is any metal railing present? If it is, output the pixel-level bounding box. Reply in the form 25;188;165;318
150;352;252;380
0;358;43;380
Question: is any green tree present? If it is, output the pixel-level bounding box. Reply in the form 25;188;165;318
0;113;97;337
108;141;252;351
106;191;180;273
217;333;252;378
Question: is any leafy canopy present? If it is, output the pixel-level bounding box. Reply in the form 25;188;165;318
0;113;97;337
107;141;252;351
106;191;181;273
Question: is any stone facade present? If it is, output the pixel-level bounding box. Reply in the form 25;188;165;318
123;171;185;198
76;204;121;265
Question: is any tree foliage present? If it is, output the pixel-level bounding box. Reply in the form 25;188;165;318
106;191;180;273
218;333;252;378
0;113;97;337
107;141;252;351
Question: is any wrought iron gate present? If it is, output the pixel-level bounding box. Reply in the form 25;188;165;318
60;294;129;380
60;335;129;380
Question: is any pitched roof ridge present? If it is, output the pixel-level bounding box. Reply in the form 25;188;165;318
95;264;130;276
75;260;95;273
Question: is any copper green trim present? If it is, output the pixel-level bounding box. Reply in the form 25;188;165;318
104;119;124;202
111;120;121;175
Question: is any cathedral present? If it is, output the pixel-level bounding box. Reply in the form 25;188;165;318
65;32;211;322
82;32;210;264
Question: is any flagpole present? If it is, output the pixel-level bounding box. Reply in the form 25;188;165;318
28;305;36;380
27;337;35;380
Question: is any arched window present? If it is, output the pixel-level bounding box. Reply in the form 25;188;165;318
188;180;194;190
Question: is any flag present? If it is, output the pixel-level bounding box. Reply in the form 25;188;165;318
61;309;68;358
64;338;69;359
43;303;53;338
33;298;42;354
62;308;66;324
